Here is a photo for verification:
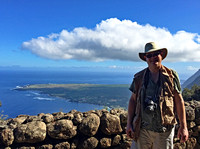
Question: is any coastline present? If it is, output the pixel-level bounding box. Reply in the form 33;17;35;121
15;84;131;109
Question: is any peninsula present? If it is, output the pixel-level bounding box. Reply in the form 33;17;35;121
15;84;131;109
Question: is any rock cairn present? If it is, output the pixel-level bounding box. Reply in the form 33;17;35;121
0;100;199;149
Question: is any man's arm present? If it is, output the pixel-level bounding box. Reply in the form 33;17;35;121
126;93;137;138
174;92;189;143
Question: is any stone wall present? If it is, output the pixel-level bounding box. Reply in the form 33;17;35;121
0;100;200;149
173;100;200;149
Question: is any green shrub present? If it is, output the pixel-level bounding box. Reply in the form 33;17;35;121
182;84;200;101
0;111;8;121
0;101;8;121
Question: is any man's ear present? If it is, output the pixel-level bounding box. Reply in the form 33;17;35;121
160;51;163;59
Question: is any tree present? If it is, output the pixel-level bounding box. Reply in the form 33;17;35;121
192;87;200;100
182;84;200;101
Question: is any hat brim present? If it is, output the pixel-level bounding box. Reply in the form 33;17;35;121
139;48;168;61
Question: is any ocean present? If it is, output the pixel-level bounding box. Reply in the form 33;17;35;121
0;69;133;119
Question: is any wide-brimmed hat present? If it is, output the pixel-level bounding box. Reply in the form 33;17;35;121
139;42;168;61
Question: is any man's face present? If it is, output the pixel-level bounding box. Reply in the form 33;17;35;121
145;51;163;69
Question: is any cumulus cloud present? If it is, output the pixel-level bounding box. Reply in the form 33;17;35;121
22;18;200;62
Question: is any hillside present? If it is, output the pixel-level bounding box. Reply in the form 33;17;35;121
182;69;200;89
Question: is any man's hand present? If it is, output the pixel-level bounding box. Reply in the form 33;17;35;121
174;92;189;143
127;93;137;139
126;123;134;139
177;126;189;143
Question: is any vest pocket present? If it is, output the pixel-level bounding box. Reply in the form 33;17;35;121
163;96;175;124
164;82;173;96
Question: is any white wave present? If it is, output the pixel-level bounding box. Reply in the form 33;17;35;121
15;85;23;89
33;97;55;101
29;91;40;96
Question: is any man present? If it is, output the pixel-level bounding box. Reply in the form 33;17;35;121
126;42;188;149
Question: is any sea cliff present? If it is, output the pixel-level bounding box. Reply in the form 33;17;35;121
0;100;200;149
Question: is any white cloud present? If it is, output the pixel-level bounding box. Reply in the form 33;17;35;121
186;66;199;71
22;18;200;62
108;65;133;70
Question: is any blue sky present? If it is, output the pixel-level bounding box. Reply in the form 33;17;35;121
0;0;200;79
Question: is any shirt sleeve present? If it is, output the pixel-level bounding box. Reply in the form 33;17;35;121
129;79;136;93
171;69;182;93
